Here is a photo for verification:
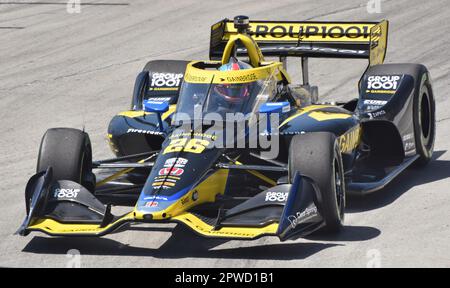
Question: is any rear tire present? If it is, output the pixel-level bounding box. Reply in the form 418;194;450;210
130;71;149;111
413;71;435;166
37;128;95;192
288;132;345;232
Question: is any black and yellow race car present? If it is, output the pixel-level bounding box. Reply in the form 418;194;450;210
17;16;435;241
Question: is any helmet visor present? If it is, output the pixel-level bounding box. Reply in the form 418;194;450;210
214;84;250;103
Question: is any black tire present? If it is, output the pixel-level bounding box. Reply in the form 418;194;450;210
288;132;345;232
130;71;149;111
37;128;95;191
413;71;436;166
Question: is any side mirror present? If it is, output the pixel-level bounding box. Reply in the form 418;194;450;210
143;100;169;131
259;102;290;133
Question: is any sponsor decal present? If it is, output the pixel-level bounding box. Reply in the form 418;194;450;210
164;157;188;168
145;100;165;105
219;73;258;83
280;131;307;136
365;105;384;111
247;24;371;41
181;196;189;205
151;182;175;189
403;133;415;151
265;191;288;202
145;201;158;207
150;73;183;90
339;126;362;153
240;46;366;55
287;205;318;228
299;25;370;39
405;142;415;151
367;110;386;119
53;188;80;199
363;100;387;111
147;97;172;102
366;75;401;93
170;132;217;140
402;133;414;141
144;195;169;201
184;73;209;83
158;167;184;176
152;175;181;189
154;175;180;181
363;99;388;106
127;128;164;135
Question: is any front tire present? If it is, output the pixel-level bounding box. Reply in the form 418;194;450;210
37;128;95;191
288;132;345;232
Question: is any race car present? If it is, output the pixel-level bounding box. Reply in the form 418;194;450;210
17;16;435;241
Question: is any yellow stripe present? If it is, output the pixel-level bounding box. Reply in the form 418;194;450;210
152;182;175;187
118;111;151;117
308;111;352;121
155;176;181;180
118;105;176;120
27;211;278;239
184;61;283;84
280;105;335;127
366;89;396;94
173;212;278;239
27;212;135;235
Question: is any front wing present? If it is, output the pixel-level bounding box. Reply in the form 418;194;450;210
17;168;325;241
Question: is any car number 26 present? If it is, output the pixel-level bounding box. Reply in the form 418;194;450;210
163;138;209;154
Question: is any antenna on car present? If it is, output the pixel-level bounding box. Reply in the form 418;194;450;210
233;15;250;60
234;15;250;34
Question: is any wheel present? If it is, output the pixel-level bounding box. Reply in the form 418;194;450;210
37;128;95;191
288;132;345;232
413;71;436;166
130;71;149;110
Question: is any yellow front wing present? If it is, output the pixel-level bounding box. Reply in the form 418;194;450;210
26;212;279;240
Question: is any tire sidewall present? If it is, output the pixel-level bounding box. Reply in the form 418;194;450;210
413;72;436;165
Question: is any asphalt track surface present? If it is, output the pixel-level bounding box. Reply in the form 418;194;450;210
0;0;449;268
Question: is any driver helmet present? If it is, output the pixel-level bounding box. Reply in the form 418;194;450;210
215;57;253;104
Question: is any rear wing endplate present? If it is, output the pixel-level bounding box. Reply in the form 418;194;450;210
210;19;389;67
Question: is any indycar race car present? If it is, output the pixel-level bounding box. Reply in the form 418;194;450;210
17;16;435;241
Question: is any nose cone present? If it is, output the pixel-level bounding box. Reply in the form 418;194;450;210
136;187;191;214
135;134;224;216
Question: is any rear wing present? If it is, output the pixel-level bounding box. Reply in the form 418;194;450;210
210;19;389;66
